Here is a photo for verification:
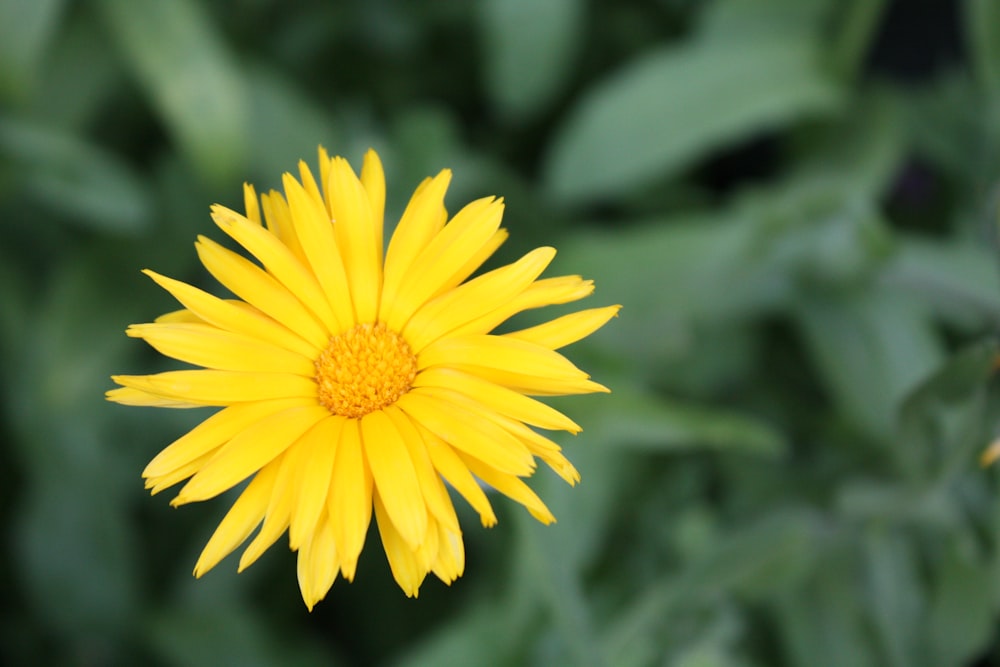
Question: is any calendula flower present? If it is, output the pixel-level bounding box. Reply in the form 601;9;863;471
108;148;618;609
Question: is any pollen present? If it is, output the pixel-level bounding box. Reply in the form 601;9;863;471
315;322;418;418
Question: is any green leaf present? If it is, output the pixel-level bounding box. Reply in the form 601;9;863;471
480;0;583;120
147;606;337;667
604;509;822;663
925;545;995;666
896;339;996;483
966;0;1000;99
0;0;65;101
98;0;248;182
574;385;786;458
0;117;152;233
772;549;880;667
863;529;925;667
544;33;842;202
244;66;341;184
794;288;943;439
883;237;1000;328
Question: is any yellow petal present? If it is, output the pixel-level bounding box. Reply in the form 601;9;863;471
431;522;465;584
111;370;317;406
329;157;381;322
385;406;460;532
419;334;590;383
397;391;535;476
174;404;329;504
360;410;428;549
417;423;496;527
243;183;261;226
260;190;308;263
374;491;427;597
385;197;504;331
106;386;202;408
297;511;338;611
193;458;280;577
328;419;373;580
143;270;318;358
297;160;325;213
238;444;305;571
288;416;344;551
360;149;386;255
126;323;315;375
196;236;328;347
210;205;340;332
155;308;204;324
450;275;594;338
506;305;621;350
283;174;356;330
145;449;215;495
403;246;556;352
412;369;580;432
379;171;452;322
143;398;311;479
459;452;556;525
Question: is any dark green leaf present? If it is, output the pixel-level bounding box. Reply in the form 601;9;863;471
98;0;248;181
480;0;582;120
0;0;65;100
544;33;842;202
0;117;152;232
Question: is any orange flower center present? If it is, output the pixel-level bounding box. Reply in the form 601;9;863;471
315;322;418;418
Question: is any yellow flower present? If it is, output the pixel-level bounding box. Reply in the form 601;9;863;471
108;148;618;610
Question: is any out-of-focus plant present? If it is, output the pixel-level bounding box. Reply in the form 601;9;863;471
3;0;1000;665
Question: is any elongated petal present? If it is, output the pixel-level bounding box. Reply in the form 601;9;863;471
196;236;328;347
243;183;261;226
360;149;386;255
143;270;318;357
260;190;307;263
145;450;215;495
329;157;381;322
288;416;344;550
174;405;329;504
126;323;315;375
193;459;280;577
210;205;339;332
380;170;452;317
386;198;504;330
283;174;356;330
412;368;580;432
431;523;465;584
360;411;427;549
449;275;594;338
385;406;460;532
143;398;311;478
112;370;317;405
404;247;556;352
238;444;305;571
374;492;427;597
506;305;621;350
106;387;202;408
419;334;590;383
397;391;534;476
417;423;496;527
328;419;373;580
297;511;338;611
459;453;556;525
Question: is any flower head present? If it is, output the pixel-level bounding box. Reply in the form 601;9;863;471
108;148;618;609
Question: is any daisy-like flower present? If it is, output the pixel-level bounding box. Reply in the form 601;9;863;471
108;148;618;609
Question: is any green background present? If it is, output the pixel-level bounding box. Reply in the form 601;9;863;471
4;0;1000;665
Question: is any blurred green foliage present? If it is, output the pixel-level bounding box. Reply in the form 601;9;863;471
3;0;1000;665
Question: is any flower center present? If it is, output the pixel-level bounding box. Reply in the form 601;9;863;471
315;322;418;418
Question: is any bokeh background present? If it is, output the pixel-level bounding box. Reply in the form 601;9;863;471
4;0;1000;665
